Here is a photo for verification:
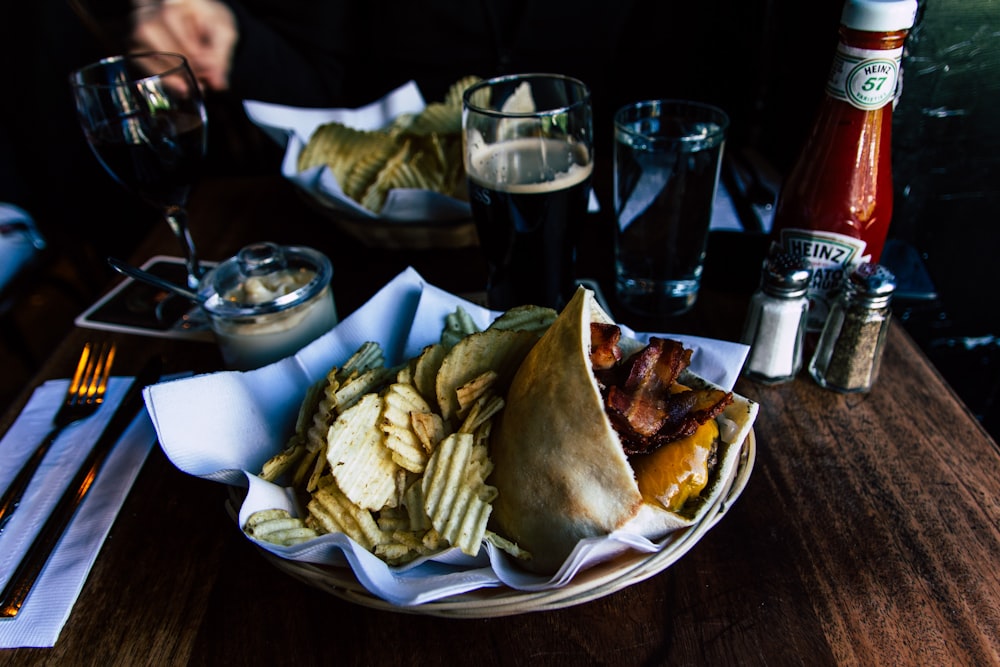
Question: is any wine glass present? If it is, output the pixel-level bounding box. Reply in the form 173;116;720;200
70;51;207;289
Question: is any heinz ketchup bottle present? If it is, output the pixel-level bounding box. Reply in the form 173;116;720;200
770;0;918;330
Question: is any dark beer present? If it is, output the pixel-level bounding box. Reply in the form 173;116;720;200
467;137;592;310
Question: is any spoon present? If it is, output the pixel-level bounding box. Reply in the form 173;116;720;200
108;257;206;304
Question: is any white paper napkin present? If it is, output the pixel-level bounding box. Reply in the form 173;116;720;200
144;267;751;606
0;377;157;648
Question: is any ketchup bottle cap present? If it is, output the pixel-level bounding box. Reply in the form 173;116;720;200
841;0;918;32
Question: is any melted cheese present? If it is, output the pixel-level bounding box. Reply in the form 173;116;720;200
630;418;719;512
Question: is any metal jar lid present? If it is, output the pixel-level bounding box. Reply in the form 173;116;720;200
844;262;896;308
761;250;813;299
198;242;333;319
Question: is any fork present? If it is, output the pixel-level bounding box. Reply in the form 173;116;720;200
0;341;116;534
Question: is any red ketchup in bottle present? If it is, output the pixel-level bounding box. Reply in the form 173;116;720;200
769;0;917;330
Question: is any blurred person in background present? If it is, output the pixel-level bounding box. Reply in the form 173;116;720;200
126;0;769;159
0;1;159;294
129;0;347;107
2;0;825;305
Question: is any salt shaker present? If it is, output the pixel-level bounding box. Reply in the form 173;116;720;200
808;263;896;393
740;250;812;384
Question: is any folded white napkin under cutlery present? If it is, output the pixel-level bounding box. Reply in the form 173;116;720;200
0;377;157;648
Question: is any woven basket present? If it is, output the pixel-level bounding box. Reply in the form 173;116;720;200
234;430;755;617
299;190;479;250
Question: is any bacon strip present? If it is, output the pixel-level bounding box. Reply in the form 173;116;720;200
589;323;622;371
623;338;691;394
590;325;733;455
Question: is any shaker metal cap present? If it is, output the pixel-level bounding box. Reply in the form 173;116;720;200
762;250;812;298
841;0;918;32
846;262;896;306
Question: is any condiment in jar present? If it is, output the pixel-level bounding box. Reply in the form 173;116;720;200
769;0;917;330
199;242;338;370
808;262;895;393
740;249;812;384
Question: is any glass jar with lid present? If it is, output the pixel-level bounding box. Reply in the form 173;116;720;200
198;242;338;370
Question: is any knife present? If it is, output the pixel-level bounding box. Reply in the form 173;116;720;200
0;356;163;619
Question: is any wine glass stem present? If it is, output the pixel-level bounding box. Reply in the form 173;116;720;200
164;205;202;289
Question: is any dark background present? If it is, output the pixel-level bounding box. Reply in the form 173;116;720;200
0;0;997;439
888;0;1000;438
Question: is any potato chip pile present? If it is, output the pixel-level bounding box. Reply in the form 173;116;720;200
296;76;481;214
248;304;556;565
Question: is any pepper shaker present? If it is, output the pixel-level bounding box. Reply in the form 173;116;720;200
740;250;812;384
808;263;896;393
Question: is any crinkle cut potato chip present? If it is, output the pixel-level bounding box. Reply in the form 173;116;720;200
454;370;497;418
298;76;482;214
421;433;496;556
245;509;318;547
381;382;434;473
308;476;384;551
413;343;447;403
259;378;328;483
251;300;557;567
440;305;480;349
489;305;557;333
391;102;461;135
259;439;305;483
445;75;483;108
435;328;540;423
326;393;400;511
341;139;401;202
411;411;446;454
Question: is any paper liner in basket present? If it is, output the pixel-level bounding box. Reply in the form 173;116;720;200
143;267;754;606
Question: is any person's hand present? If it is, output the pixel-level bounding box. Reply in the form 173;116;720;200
130;0;238;92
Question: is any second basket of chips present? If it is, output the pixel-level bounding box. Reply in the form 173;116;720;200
245;80;481;250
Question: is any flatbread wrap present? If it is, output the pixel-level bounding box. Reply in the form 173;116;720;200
489;286;758;574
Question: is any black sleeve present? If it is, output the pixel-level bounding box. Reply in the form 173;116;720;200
223;0;351;107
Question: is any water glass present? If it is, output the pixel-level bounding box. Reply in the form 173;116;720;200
613;99;728;317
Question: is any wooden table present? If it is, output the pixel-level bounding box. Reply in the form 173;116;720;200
2;175;998;666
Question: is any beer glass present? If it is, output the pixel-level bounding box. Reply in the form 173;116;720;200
463;74;593;310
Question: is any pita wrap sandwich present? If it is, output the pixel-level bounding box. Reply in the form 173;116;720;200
489;286;758;574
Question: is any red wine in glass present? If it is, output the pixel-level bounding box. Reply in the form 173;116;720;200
70;52;207;289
